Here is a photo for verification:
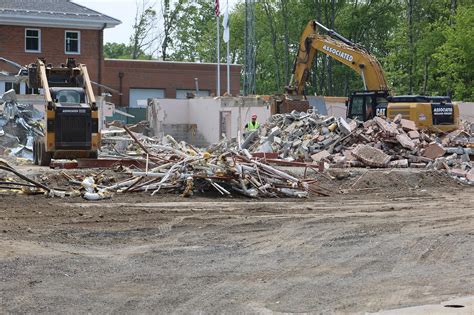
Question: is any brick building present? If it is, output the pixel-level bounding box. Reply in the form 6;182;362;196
0;0;119;95
103;59;241;107
0;0;242;105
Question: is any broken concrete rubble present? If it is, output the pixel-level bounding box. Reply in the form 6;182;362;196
374;116;399;136
422;142;446;160
388;159;409;168
0;90;43;161
1;89;473;200
396;133;416;150
337;117;352;135
448;168;468;178
466;169;474;182
239;110;473;184
408;130;420;139
351;144;391;168
400;119;417;131
311;150;330;162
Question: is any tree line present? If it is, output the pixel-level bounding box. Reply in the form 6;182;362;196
104;0;474;101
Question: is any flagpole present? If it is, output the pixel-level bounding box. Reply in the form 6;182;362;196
216;14;221;97
226;0;230;95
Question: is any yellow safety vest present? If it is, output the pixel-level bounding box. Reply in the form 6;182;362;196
247;121;260;131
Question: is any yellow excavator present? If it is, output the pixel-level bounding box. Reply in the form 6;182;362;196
286;20;459;132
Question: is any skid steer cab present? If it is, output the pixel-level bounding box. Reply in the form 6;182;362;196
28;58;100;166
346;91;459;133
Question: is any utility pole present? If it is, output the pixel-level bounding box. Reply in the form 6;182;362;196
215;0;221;96
243;0;256;95
216;14;221;96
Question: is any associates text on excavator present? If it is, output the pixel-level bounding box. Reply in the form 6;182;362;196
286;20;459;132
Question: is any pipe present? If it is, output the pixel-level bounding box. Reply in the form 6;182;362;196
314;20;355;47
194;78;199;94
98;23;106;95
118;72;124;107
0;165;50;191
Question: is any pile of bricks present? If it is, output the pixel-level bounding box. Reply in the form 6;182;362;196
244;111;358;160
246;111;474;184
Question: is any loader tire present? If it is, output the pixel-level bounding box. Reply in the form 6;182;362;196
38;141;52;167
33;140;39;165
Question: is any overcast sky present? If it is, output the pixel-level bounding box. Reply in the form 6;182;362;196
75;0;239;44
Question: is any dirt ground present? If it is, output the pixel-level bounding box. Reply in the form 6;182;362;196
0;167;473;314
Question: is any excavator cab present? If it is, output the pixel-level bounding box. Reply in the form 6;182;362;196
346;91;389;121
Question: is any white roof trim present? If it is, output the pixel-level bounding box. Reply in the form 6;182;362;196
0;14;120;29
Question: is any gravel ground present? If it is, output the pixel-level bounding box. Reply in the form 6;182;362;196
0;168;473;314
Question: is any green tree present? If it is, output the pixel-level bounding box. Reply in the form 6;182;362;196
383;0;458;96
169;1;245;65
169;0;216;62
104;42;152;60
434;4;474;100
104;43;133;59
159;0;474;99
130;0;158;59
160;0;186;60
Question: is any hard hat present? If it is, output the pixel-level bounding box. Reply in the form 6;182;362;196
251;114;257;119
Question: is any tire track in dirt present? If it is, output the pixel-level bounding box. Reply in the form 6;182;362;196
1;185;473;314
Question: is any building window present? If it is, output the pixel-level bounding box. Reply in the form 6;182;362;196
5;82;20;94
65;31;80;54
26;85;39;95
25;29;41;52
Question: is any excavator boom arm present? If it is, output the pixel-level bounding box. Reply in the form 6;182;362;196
288;21;388;95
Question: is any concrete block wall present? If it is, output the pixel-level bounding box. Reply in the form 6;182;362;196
148;97;272;147
154;99;191;124
459;102;474;122
220;96;272;140
162;124;193;142
323;97;347;118
162;124;208;147
188;98;222;144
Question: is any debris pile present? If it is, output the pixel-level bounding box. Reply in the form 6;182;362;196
0;98;472;200
0;89;43;161
96;125;324;198
102;147;318;198
0;125;327;199
245;111;474;184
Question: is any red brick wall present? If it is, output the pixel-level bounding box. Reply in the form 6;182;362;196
103;59;241;106
0;25;102;85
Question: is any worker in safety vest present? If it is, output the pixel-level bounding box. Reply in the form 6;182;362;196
245;114;260;132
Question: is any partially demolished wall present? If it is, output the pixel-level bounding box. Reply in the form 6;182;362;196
147;97;272;146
